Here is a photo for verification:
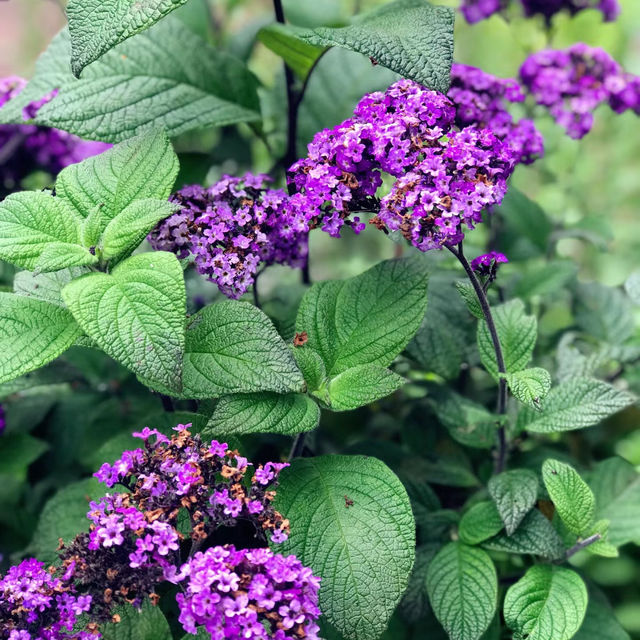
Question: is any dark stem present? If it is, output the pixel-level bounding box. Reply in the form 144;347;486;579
562;533;602;561
288;433;307;461
158;393;175;413
448;243;508;473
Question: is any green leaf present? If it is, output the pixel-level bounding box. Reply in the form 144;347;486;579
504;565;588;640
504;368;551;409
624;270;640;306
34;242;98;273
62;251;186;391
573;589;630;640
455;281;483;319
0;191;82;270
575;282;634;345
183;301;304;399
512;260;577;300
0;293;82;384
482;509;565;560
14;267;88;307
0;433;49;478
426;542;498;640
400;543;441;623
542;459;595;536
296;259;428;375
67;0;190;76
477;299;537;379
584;519;618;558
296;0;454;92
2;21;260;142
517;377;634;433
292;346;327;392
258;24;326;79
326;364;405;411
100;600;172;640
101;199;179;260
205;392;320;436
458;501;504;545
56;130;179;222
273;455;415;640
488;469;538;535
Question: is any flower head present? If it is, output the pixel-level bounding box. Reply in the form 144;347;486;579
471;251;509;275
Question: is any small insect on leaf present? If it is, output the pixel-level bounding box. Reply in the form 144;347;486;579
344;495;354;508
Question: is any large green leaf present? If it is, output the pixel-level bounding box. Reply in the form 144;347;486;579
488;469;539;535
296;0;454;92
504;565;588;640
326;364;405;411
205;392;320;437
183;301;304;399
62;251;186;391
296;259;428;375
0;192;82;270
273;455;415;640
426;542;498;640
517;377;634;433
67;0;190;75
0;21;260;142
458;501;504;546
34;242;98;273
0;293;82;384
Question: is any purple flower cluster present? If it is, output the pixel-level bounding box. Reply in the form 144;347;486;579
449;63;544;165
459;0;619;23
175;545;321;639
147;175;308;299
471;251;509;275
0;558;93;640
520;43;640;138
0;77;110;197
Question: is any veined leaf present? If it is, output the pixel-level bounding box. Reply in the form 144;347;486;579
458;501;504;545
34;242;98;273
100;600;172;640
488;468;538;535
326;364;405;411
504;367;551;409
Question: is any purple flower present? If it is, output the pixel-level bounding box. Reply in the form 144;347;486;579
471;251;509;275
520;0;620;23
460;0;506;23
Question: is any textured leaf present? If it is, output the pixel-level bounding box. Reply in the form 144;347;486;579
258;24;326;79
296;259;428;375
504;368;551;409
575;282;634;345
0;191;82;270
455;281;483;319
34;242;98;273
482;509;565;560
542;459;595;536
292;346;326;392
517;377;634;433
100;600;172;640
327;365;405;411
13;268;87;307
584;519;618;558
67;0;189;75
101;199;179;260
426;542;497;640
399;543;441;623
0;293;82;384
296;0;454;92
478;299;537;379
183;301;304;399
488;469;538;535
273;455;415;640
56;130;179;221
504;565;588;640
458;501;504;545
1;22;260;142
206;392;320;437
573;589;630;640
62;251;186;391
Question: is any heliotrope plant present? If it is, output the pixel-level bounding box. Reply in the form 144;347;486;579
0;1;639;640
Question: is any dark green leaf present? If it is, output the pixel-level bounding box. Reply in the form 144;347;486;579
258;24;326;78
488;469;538;535
458;501;504;545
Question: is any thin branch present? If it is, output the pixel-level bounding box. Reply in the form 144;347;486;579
562;533;602;561
288;433;307;461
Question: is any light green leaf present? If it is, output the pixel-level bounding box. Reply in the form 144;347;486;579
292;346;327;392
459;501;503;545
517;377;634;433
183;301;304;399
624;270;640;306
504;367;551;409
488;469;538;535
585;519;618;558
296;0;454;92
34;242;98;273
542;459;595;536
296;259;428;375
0;191;82;270
512;260;577;300
2;21;260;143
426;542;497;640
575;282;634;345
205;392;320;437
56;130;179;221
326;364;405;411
62;251;186;391
258;24;326;79
101;199;179;260
478;299;537;379
100;600;172;640
0;293;82;384
273;455;415;640
14;268;88;307
455;281;483;319
482;509;565;560
504;565;588;640
67;0;190;76
81;205;109;248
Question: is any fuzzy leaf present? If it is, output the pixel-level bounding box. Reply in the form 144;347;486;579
517;377;634;433
296;0;454;92
273;455;415;640
458;501;504;545
292;346;326;392
0;293;82;384
399;543;441;623
504;565;588;640
542;459;595;536
455;281;483;319
504;367;551;409
34;242;98;273
426;542;498;640
100;600;172;640
205;392;320;437
326;365;405;411
183;301;304;399
62;251;186;391
13;268;87;307
488;469;538;535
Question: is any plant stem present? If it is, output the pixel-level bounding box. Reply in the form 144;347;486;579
158;393;175;413
563;534;602;561
448;243;508;473
288;433;307;460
